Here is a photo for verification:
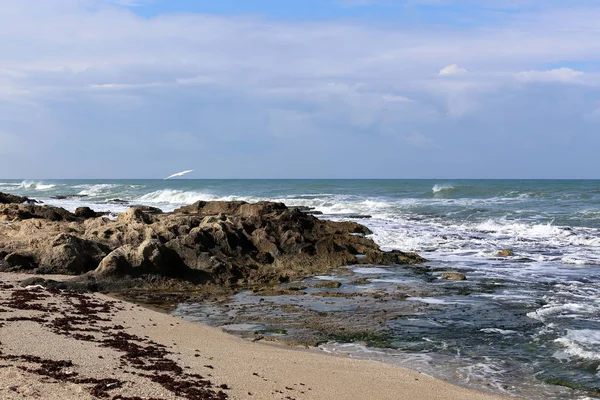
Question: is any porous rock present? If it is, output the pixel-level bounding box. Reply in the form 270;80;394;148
0;198;426;288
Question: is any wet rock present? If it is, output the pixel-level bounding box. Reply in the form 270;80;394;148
305;210;323;215
496;249;514;257
130;205;163;214
0;192;37;204
51;194;88;200
3;252;38;270
441;272;467;281
313;281;342;289
107;199;129;204
350;278;371;285
251;289;306;296
75;207;98;219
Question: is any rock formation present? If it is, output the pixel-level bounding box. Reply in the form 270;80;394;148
0;193;425;288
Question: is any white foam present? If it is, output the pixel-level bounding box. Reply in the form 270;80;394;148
314;275;339;281
17;180;56;191
371;278;419;284
480;328;517;335
138;189;215;204
352;267;394;275
527;303;599;322
555;329;600;361
432;183;455;194
76;184;118;196
406;297;452;305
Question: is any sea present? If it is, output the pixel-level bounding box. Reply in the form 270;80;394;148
2;179;599;399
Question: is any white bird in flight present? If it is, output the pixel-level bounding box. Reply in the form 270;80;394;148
164;169;194;180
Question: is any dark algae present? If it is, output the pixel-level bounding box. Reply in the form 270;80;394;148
0;285;229;399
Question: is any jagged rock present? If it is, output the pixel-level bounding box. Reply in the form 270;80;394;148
441;272;467;281
0;198;426;287
0;204;78;222
95;239;185;278
2;252;38;270
38;234;110;274
496;249;514;257
75;207;97;219
130;205;163;214
0;192;37;204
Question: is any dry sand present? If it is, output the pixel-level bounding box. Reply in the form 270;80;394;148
0;272;513;400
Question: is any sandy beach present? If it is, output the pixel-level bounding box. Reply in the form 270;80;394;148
0;273;512;400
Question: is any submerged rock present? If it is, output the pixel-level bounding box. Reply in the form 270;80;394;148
496;249;514;257
313;281;342;289
441;272;467;281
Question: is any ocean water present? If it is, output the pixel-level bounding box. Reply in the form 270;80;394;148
2;179;600;398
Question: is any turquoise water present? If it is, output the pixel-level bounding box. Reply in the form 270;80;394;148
2;179;600;398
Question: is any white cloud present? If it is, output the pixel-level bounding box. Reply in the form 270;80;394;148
0;0;599;177
402;131;436;149
439;64;469;76
382;94;413;103
516;68;585;83
108;0;153;7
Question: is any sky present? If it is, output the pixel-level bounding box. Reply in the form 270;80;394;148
0;0;599;179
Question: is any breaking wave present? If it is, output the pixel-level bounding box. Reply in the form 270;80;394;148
432;183;455;194
17;180;56;191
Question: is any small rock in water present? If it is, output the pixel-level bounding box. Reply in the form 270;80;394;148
441;272;466;281
305;210;323;215
350;278;371;285
313;281;342;289
496;249;514;257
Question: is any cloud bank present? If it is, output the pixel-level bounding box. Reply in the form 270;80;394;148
0;0;599;178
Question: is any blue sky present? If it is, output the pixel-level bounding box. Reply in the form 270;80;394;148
0;0;599;178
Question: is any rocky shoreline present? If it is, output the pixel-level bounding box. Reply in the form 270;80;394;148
0;192;424;295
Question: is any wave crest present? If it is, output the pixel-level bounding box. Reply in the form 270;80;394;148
432;184;455;194
17;180;56;191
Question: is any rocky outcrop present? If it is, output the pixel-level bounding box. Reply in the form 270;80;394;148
0;197;425;288
0;192;37;204
38;234;110;274
95;239;187;278
0;203;79;222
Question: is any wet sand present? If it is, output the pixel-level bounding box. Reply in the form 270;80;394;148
0;272;512;400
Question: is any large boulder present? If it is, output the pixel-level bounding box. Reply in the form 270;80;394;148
1;252;38;271
37;234;110;274
95;239;185;278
